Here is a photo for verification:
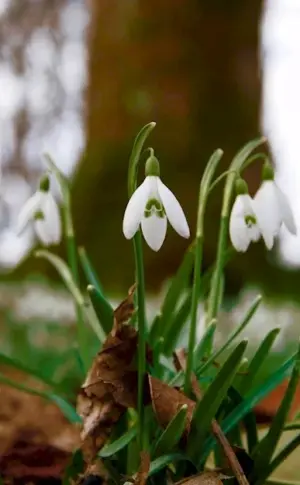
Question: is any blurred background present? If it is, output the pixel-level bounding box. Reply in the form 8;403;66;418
1;0;300;296
1;1;300;479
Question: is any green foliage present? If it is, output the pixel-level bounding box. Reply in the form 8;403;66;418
3;131;300;485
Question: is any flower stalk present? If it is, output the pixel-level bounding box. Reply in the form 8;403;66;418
184;149;223;395
127;122;156;451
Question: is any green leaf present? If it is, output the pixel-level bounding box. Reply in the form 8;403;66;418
263;433;300;484
78;246;104;294
228;386;258;454
193;319;217;364
99;426;137;458
87;285;114;334
250;342;300;483
189;339;248;463
152;405;188;458
149;453;188;476
238;326;280;395
63;449;84;485
35;250;105;343
196;295;262;376
0;352;64;394
0;372;80;423
163;291;192;355
148;314;162;345
159;245;194;338
202;351;297;461
128;122;156;196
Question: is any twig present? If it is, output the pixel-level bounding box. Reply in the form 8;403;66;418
174;349;250;485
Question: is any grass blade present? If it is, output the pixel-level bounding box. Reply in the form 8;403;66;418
152;405;188;458
78;246;104;294
163;291;192;355
100;426;137;458
262;433;300;484
189;339;248;462
35;250;105;342
202;352;297;460
159;245;195;338
238;327;281;395
87;284;114;334
149;453;188;476
196;295;262;376
193;319;217;364
250;342;300;482
0;372;80;423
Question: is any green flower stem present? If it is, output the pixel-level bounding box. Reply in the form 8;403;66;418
206;138;266;328
127;122;156;451
44;153;88;371
184;149;223;395
133;231;147;450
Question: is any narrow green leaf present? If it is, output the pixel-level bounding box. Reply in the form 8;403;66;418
0;352;63;393
152;405;188;458
0;372;80;423
250;342;300;482
99;426;137;458
35;250;105;342
63;449;84;485
238;326;281;395
193;320;217;364
202;352;297;461
163;291;192;355
128;122;156;196
189;339;248;462
149;453;188;476
228;386;258;454
78;246;104;294
159;245;194;337
262;434;300;484
196;295;262;376
87;285;114;334
148;313;162;345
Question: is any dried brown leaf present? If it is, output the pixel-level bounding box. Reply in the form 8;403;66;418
175;471;224;485
148;376;194;435
77;287;139;462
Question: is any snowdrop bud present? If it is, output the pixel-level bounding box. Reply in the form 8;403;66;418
235;177;248;195
145;151;160;177
261;161;274;181
39;174;50;192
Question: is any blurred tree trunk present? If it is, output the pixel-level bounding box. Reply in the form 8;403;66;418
70;0;300;297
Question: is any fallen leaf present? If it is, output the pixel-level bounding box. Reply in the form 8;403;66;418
148;375;194;435
175;471;224;485
77;286;141;462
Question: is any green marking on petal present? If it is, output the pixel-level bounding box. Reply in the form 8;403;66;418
34;210;45;221
245;214;256;227
144;198;165;218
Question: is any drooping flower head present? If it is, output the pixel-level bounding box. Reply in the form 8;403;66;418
253;162;297;248
123;152;190;251
17;174;61;246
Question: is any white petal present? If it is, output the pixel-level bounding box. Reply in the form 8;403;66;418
42;193;62;244
229;194;261;252
16;192;42;235
141;214;167;251
123;178;150;239
275;185;297;235
253;181;278;249
229;198;251;252
156;178;190;238
34;193;61;246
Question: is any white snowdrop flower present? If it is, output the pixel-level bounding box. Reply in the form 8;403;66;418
253;163;297;249
229;178;273;252
123;153;190;251
17;175;61;246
